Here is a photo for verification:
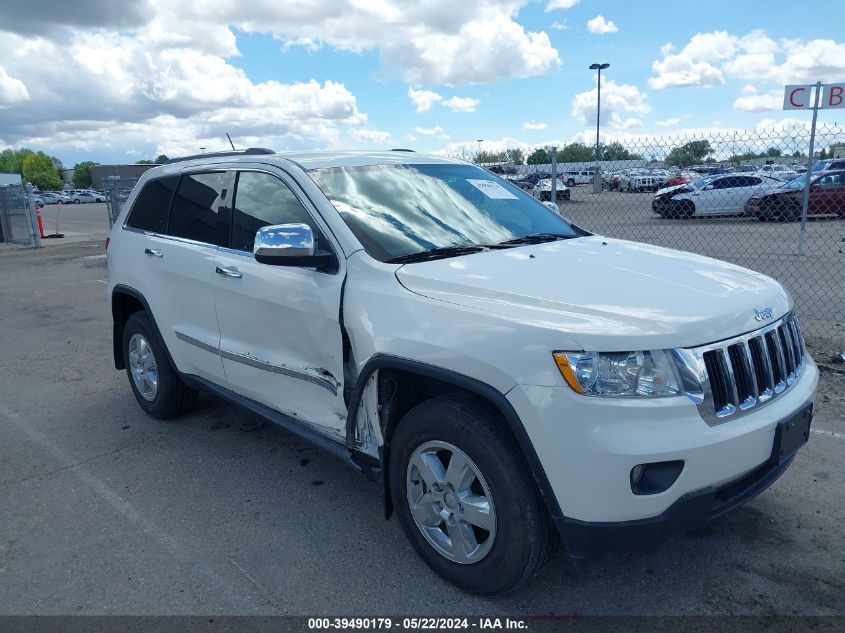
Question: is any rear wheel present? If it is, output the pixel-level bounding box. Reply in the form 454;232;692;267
566;178;575;187
122;312;197;420
389;395;556;595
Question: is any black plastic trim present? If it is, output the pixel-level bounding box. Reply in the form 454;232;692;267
344;354;564;520
180;374;353;466
111;285;177;371
558;450;799;559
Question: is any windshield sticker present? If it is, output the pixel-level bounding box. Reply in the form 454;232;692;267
467;179;518;199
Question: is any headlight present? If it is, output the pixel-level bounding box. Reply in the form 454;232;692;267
553;350;681;397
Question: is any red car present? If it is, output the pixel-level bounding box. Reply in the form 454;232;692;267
745;170;845;221
663;171;697;188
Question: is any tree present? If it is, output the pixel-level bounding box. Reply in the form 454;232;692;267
765;146;782;157
599;141;641;161
557;142;593;163
505;148;524;165
137;159;154;164
818;148;827;160
665;140;712;167
474;150;507;164
0;147;35;175
526;147;551;165
72;161;99;187
22;153;61;190
154;154;169;164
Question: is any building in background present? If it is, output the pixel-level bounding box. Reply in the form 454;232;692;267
89;164;161;190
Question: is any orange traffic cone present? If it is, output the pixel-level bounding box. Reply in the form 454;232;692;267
35;205;45;238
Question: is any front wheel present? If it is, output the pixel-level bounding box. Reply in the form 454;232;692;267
566;179;575;187
389;395;556;595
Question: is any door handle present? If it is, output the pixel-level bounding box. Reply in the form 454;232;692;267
215;266;243;279
144;248;163;257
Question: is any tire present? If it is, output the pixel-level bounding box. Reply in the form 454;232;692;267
779;199;801;222
122;311;197;420
74;199;81;204
669;200;695;219
389;395;556;595
566;179;575;187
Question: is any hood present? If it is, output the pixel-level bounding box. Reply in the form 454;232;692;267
395;236;790;351
655;183;690;196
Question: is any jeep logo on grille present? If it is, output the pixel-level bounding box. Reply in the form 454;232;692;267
754;307;774;322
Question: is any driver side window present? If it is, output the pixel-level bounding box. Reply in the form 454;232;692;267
231;171;321;253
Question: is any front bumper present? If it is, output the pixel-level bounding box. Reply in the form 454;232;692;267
506;356;818;550
557;438;801;558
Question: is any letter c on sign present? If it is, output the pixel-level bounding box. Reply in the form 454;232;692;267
790;87;806;108
828;86;844;108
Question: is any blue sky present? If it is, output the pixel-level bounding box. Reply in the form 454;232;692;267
1;0;844;166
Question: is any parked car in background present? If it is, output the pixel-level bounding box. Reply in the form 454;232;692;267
809;158;845;174
32;195;45;207
746;170;845;221
40;192;71;204
664;171;699;188
70;191;106;203
532;178;570;201
652;174;781;218
618;170;663;192
562;170;594;186
754;165;799;182
511;172;547;191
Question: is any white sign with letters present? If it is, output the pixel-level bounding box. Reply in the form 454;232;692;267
783;83;845;110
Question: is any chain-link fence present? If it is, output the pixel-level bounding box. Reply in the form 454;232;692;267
0;183;39;246
103;176;139;226
463;125;845;337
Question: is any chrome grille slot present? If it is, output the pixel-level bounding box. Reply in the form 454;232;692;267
679;313;808;426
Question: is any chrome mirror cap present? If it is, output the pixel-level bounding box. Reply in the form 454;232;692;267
542;201;560;213
254;223;315;259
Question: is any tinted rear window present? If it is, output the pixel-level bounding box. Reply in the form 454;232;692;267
168;172;230;246
125;176;179;233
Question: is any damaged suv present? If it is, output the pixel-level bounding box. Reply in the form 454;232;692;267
108;149;817;594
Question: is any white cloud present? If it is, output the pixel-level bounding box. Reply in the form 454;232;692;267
621;118;642;129
415;126;450;139
442;96;480;113
571;79;651;129
402;133;418;142
408;87;442;112
522;121;548;130
0;65;29;107
650;29;845;89
655;115;690;127
551;21;568;31
586;15;618;35
348;127;393;145
546;0;580;10
733;84;781;112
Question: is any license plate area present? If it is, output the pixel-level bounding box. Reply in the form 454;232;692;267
770;404;812;466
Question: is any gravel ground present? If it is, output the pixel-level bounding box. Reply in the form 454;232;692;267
0;233;843;617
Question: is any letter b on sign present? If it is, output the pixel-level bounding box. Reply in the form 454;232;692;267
824;84;845;109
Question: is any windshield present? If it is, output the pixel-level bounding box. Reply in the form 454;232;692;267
810;161;829;173
689;176;714;189
310;163;580;262
782;174;807;189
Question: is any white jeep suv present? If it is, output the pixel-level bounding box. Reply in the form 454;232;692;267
107;149;817;594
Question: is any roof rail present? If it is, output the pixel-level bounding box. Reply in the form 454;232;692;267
390;148;415;152
167;147;275;164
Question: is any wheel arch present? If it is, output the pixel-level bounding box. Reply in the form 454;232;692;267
111;285;173;371
345;355;563;523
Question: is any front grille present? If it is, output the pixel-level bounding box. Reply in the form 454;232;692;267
682;314;806;425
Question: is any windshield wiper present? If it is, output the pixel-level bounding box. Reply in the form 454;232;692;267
496;233;573;246
385;244;486;264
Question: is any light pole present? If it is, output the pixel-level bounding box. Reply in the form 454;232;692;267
589;63;609;192
477;139;483;163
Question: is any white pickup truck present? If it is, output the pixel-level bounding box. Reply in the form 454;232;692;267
107;149;817;594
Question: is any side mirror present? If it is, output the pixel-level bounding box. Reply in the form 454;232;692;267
254;223;335;270
703;184;714;190
542;201;560;213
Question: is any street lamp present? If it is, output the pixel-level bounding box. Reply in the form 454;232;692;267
477;139;483;163
588;63;610;161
